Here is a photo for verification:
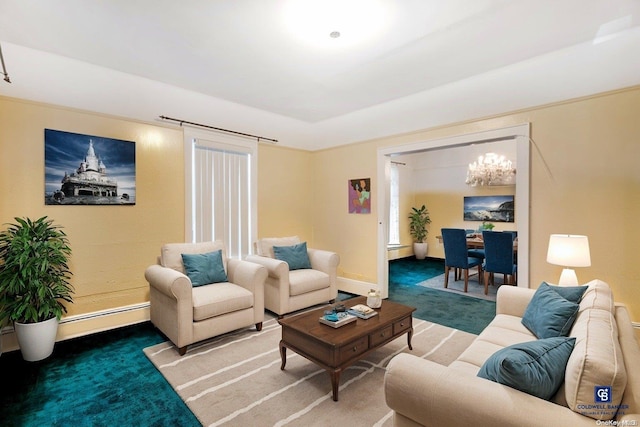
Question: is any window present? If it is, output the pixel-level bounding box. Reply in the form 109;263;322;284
184;129;257;259
388;162;400;245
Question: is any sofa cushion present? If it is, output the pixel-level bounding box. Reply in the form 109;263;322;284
565;307;627;420
579;279;615;313
181;250;228;286
273;242;312;270
477;337;576;400
256;236;300;258
522;283;580;338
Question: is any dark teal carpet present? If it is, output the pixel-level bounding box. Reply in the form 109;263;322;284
388;257;495;335
0;257;494;426
0;322;199;427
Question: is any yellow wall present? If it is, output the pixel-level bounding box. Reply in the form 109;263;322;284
0;97;185;318
2;85;639;337
256;144;314;241
312;86;640;322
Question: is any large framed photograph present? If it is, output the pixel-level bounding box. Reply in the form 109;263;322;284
45;129;136;205
464;195;514;222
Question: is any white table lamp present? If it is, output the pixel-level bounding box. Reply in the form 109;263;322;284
546;234;591;286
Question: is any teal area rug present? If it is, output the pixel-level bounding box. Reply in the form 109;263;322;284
388;257;495;335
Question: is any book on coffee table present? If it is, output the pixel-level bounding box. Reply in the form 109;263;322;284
319;313;357;328
348;304;379;319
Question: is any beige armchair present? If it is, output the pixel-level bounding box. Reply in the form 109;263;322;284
145;241;267;355
245;236;340;317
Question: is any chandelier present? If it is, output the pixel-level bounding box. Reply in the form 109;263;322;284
466;153;515;186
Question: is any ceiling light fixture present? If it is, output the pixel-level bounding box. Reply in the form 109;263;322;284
283;0;387;47
466;153;515;186
0;43;11;84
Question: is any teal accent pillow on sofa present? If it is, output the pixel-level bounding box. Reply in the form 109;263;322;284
477;337;576;400
522;283;579;338
540;281;588;303
273;242;311;270
181;250;228;287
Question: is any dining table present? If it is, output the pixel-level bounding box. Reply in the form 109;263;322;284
436;234;518;251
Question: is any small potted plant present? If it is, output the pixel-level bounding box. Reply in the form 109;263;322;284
0;216;74;361
408;204;432;259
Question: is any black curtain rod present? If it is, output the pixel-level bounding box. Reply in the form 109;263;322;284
159;115;278;143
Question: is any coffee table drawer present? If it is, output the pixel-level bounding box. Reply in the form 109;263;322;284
393;316;412;335
338;336;369;365
370;325;393;347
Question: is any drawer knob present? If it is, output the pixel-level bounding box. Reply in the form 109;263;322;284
352;346;358;352
400;322;405;327
380;332;385;337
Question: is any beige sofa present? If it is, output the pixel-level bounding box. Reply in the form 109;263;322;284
385;280;640;426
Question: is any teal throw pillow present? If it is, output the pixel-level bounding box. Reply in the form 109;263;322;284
521;283;579;338
539;281;588;303
273;242;311;270
477;337;576;400
181;250;228;287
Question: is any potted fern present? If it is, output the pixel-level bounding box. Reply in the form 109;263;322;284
408;204;431;260
0;216;73;361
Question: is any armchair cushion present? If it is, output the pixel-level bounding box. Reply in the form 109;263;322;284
522;283;579;338
478;337;576;400
181;250;228;286
192;282;254;321
256;236;300;258
273;242;312;270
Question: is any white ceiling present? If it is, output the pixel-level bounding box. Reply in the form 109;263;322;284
1;0;640;150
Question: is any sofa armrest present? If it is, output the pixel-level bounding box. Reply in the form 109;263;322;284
245;254;289;280
227;259;267;293
496;285;536;317
385;354;595;427
307;248;340;275
144;264;192;301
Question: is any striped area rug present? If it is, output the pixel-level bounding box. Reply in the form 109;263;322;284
143;317;476;427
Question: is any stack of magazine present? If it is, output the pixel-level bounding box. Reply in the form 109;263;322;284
347;304;379;319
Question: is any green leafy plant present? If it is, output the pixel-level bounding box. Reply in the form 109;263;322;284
481;220;495;231
408;205;432;243
0;216;73;324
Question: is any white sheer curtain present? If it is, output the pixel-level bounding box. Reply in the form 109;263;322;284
388;162;400;245
185;130;257;259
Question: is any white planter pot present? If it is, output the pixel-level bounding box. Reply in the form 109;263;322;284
413;242;428;260
14;317;59;362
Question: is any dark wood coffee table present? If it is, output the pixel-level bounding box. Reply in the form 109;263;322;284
278;296;416;401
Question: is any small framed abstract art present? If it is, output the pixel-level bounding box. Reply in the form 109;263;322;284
349;178;371;214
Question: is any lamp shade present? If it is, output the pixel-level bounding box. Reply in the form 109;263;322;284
546;234;591;267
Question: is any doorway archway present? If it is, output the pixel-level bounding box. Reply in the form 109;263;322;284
376;123;530;298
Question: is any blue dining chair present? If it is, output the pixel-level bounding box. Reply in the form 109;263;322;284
465;229;485;260
441;228;483;292
481;231;517;295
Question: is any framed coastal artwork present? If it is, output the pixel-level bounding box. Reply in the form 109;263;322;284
44;129;136;205
463;195;514;222
348;178;371;214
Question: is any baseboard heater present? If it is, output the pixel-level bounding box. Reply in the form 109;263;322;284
1;302;151;354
